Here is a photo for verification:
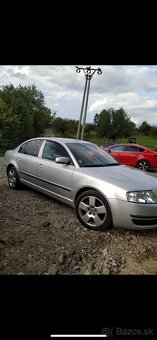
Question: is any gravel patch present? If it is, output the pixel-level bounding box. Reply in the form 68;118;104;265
1;156;157;275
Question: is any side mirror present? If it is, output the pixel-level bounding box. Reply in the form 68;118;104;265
55;157;70;165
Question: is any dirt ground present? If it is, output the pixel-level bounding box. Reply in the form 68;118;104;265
1;162;157;275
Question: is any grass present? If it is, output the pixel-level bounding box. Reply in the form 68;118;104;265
85;132;157;150
133;134;157;149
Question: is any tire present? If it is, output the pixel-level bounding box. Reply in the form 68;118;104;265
7;166;21;189
136;159;150;171
75;190;112;231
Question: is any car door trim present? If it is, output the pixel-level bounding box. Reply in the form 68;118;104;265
19;170;72;192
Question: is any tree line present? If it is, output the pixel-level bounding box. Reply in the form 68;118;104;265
53;109;157;140
52;107;136;139
1;83;157;152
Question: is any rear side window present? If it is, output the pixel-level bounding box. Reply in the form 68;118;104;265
110;145;125;151
42;141;69;161
124;146;145;152
18;140;43;156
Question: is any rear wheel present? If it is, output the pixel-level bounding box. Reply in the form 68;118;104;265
136;159;150;171
7;166;21;189
75;190;112;231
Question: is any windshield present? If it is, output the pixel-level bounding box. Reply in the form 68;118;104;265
66;142;119;167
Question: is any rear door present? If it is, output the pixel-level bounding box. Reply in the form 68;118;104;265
122;145;144;166
17;139;43;188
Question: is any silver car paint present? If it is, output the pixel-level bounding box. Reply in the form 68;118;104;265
4;137;157;230
17;153;39;188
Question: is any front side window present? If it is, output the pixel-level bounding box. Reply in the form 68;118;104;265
18;140;43;157
42;141;69;161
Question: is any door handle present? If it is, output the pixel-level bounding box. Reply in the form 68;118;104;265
38;164;43;168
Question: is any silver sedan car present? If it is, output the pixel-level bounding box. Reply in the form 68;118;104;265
4;137;157;231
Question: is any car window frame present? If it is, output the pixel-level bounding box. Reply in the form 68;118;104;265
109;145;126;152
18;139;43;157
41;140;74;165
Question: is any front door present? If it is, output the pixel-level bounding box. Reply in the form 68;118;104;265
37;140;75;204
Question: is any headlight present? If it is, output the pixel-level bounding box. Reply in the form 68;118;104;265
126;190;157;204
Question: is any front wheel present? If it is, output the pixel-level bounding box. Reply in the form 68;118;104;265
75;190;112;231
136;159;150;171
7;166;21;189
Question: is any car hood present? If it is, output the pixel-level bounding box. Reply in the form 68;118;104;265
77;165;157;191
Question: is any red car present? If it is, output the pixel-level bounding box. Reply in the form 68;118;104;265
100;143;157;171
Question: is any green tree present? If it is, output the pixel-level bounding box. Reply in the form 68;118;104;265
94;107;135;140
52;117;79;137
84;123;95;137
138;121;151;135
0;84;52;148
66;119;78;137
149;126;157;137
93;113;99;125
94;109;111;137
0;98;20;149
111;107;135;140
52;117;68;136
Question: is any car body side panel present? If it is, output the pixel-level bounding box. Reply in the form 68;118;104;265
109;151;126;164
120;151;139;166
119;151;157;168
5;150;39;188
36;158;75;205
16;152;39;188
110;150;141;166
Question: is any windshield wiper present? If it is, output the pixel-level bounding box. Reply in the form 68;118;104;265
105;163;120;166
81;163;120;167
83;164;106;167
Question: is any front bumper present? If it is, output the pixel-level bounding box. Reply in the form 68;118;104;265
109;199;157;230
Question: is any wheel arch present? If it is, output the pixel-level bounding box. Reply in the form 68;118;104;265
7;163;17;174
136;158;151;169
74;186;111;209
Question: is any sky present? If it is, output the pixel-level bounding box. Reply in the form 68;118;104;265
0;65;157;127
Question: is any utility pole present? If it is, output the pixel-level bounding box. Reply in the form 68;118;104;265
76;66;102;140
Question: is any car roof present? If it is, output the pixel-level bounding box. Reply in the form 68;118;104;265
106;143;150;150
22;137;92;144
101;142;117;147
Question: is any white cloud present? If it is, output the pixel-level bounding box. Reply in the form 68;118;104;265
1;65;157;126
